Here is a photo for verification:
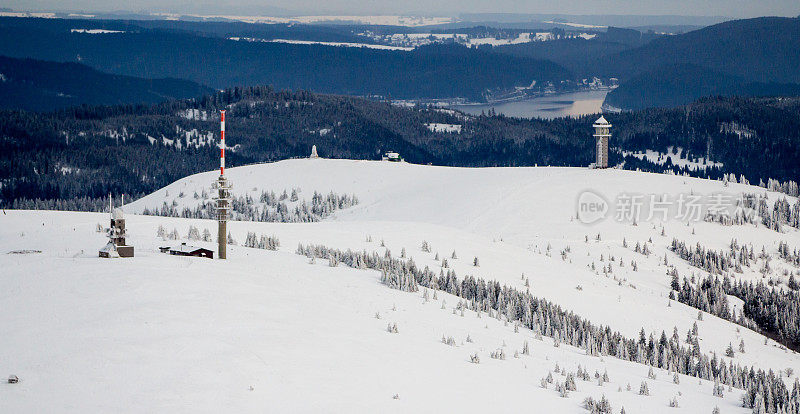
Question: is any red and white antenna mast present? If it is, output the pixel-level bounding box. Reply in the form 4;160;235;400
213;109;231;259
220;110;226;175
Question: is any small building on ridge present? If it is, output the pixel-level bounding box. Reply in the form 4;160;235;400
159;243;214;259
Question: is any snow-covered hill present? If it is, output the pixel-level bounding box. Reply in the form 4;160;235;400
4;159;800;412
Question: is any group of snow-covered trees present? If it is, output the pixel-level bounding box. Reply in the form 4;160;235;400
668;235;800;352
722;174;800;198
695;191;800;232
244;232;280;250
739;193;800;232
669;238;754;275
142;190;359;223
778;241;800;268
671;274;734;323
760;177;800;198
8;194;130;212
158;224;213;242
296;243;419;292
672;271;800;353
295;242;800;413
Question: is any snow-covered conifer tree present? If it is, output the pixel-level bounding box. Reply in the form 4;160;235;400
187;225;200;241
244;232;258;248
421;241;430;252
639;381;649;396
668;397;679;408
565;373;577;391
725;343;735;358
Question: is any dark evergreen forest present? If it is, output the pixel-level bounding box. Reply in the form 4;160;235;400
0;56;212;111
2;87;799;210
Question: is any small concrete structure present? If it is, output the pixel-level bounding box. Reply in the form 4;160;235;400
160;243;214;259
99;198;134;258
382;151;402;162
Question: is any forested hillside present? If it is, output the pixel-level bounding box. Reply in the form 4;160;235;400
604;64;800;110
0;56;212;111
3;16;800;110
0;17;570;102
2;87;799;210
601;17;800;109
597;17;800;84
494;27;660;77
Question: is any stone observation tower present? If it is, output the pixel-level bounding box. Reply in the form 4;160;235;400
212;110;231;259
592;116;612;168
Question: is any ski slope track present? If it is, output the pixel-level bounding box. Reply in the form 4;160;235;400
3;159;800;412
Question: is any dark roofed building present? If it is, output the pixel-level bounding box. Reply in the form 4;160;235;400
160;243;214;259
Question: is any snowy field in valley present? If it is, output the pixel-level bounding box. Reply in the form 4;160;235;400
228;37;413;51
153;13;455;26
622;147;724;170
3;159;800;412
425;123;462;133
70;29;125;34
265;39;412;51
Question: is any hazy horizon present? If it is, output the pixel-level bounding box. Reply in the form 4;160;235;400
1;0;798;19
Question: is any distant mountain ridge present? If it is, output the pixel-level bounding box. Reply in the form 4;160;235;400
0;15;799;111
602;17;800;109
604;64;800;111
600;17;800;83
494;27;663;78
0;17;572;102
0;55;212;111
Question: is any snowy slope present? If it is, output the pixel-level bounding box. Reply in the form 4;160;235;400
128;159;800;368
0;211;747;413
4;159;800;412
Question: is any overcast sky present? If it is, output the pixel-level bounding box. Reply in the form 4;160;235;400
2;0;798;18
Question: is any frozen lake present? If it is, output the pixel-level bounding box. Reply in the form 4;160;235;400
453;89;608;119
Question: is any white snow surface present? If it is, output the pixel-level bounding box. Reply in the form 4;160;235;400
228;37;413;51
622;147;724;170
425;123;462;133
4;159;800;412
267;39;413;51
70;29;125;34
542;20;607;29
0;11;56;18
155;14;455;27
